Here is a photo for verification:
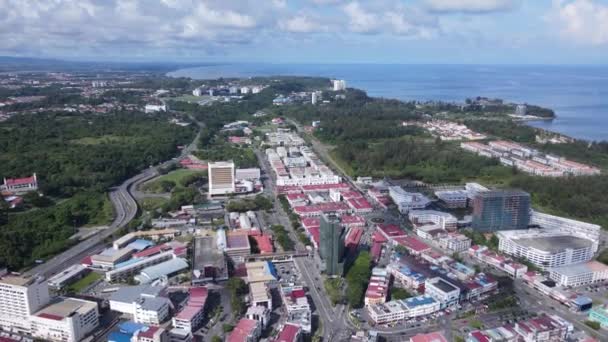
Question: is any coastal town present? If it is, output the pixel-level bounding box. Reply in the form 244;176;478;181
1;70;608;342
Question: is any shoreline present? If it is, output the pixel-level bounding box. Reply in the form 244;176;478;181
166;68;603;143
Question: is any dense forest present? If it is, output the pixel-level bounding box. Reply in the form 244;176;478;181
0;110;195;269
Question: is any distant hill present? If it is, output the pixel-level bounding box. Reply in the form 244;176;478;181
0;56;211;73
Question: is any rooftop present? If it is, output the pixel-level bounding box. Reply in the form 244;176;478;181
410;331;449;342
35;298;97;320
227;318;259;342
275;323;301;342
516;235;593;253
109;285;165;303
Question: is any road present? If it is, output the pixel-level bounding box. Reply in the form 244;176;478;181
25;114;203;279
255;147;351;341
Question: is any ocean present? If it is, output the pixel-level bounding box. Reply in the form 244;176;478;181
168;64;608;142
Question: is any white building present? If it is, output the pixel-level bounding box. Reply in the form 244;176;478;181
30;298;99;342
408;210;458;231
0;274;50;333
424;278;460;309
367;296;440;324
192;88;203;97
105;251;176;282
435;190;468;208
208;161;235;196
530;211;601;253
48;264;88;289
172;287;208;333
109;285;170;325
389;187;432;214
549;261;608;288
332;79;346;91
241;87;250;94
246;305;271;329
438;234;471;253
497;229;595;270
279;285;311;333
144;104;167;113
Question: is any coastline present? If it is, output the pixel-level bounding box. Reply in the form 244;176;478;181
166;65;605;143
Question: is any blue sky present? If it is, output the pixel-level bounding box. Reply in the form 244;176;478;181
1;0;608;64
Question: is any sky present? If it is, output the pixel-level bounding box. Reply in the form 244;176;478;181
1;0;608;64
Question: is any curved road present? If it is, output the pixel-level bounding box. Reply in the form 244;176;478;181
25;115;203;278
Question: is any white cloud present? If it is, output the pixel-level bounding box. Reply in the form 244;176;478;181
342;2;379;33
279;15;326;33
425;0;516;13
551;0;608;45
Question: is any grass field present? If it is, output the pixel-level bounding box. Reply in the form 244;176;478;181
142;169;206;193
67;272;102;293
140;197;168;211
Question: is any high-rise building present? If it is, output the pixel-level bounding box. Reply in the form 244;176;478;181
208;161;235;196
332;79;346;91
319;213;345;276
0;274;50;332
472;190;530;232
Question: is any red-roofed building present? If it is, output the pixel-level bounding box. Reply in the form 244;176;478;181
300;183;350;193
2;174;38;193
347;197;373;213
307;227;320;249
364;267;390;306
393;236;431;255
132;326;169;342
293;202;350;217
274;323;302;342
133;244;172;258
179;158;207;170
370;242;383;263
340;215;366;228
172;287;208;333
410;331;449;342
286;193;307;206
376;224;407;241
277;185;302;195
80;256;92;266
345;227;363;254
301;217;320;229
252;235;274;254
227;318;261;342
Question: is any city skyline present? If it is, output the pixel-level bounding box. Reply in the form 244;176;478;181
1;0;608;64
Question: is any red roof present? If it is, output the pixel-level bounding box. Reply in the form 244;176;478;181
137;326;160;339
228;319;259;342
274;323;301;342
347;197;373;211
301;217;320;229
37;313;63;321
133;244;171;258
291;289;306;299
345;227;363;250
80;256;92;266
301;182;350;192
5;175;36;186
372;231;388;243
286;193;307;201
307;227;320;247
469;331;490;342
340;190;363;199
341;215;366;226
393;236;431;253
377;224;406;239
293;202;350;215
253;235;274;254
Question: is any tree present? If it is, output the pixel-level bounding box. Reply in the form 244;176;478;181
211;336;222;342
345;251;372;308
390;287;412;301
